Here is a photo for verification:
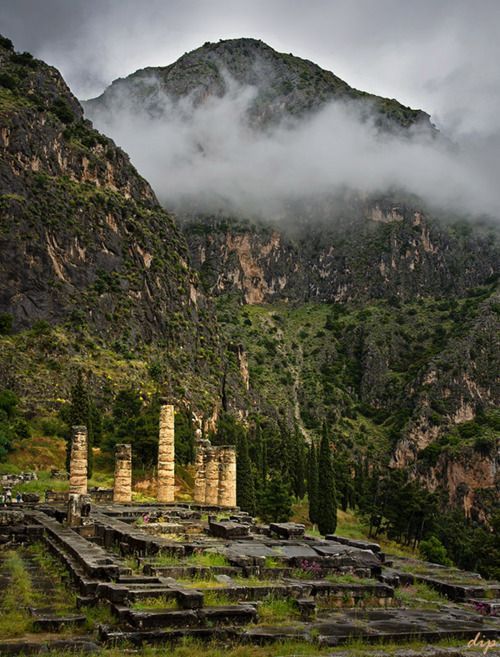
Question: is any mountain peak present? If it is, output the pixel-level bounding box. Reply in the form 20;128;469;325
85;37;432;131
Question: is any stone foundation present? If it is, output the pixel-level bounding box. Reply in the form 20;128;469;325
69;426;88;495
157;404;175;502
113;444;132;503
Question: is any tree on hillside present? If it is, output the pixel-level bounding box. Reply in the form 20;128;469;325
237;432;256;515
259;474;292;523
292;428;307;499
307;444;319;524
317;427;338;535
248;419;266;488
103;389;160;468
0;389;20;461
174;408;196;465
63;370;97;476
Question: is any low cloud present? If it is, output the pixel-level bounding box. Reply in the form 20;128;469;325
85;76;500;221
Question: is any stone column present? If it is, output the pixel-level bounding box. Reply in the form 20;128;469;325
157;404;175;503
69;425;88;495
113;444;132;503
193;441;207;504
204;447;220;505
218;447;237;507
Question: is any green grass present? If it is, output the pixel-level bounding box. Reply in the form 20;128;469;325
202;591;233;606
257;598;301;625
28;635;474;657
182;576;276;589
152;551;230;568
324;573;378;585
132;596;179;611
0;550;36;637
395;582;448;608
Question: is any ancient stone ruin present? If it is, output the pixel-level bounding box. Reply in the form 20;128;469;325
157;403;176;502
69;425;88;495
1;412;499;655
113;444;132;503
67;406;237;509
194;440;237;507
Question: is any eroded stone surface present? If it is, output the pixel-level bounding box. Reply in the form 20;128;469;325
113;444;132;503
157;405;175;503
69;425;88;495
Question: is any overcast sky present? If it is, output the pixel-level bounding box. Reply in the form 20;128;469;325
1;0;500;137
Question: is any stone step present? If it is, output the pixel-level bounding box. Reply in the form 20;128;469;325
124;608;199;630
0;638;98;656
200;604;258;625
31;613;87;632
99;625;240;646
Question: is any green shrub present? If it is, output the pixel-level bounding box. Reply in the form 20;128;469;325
10;51;37;67
0;312;13;335
0;73;16;90
0;36;14;51
419;536;452;566
51;98;74;124
0;390;18;418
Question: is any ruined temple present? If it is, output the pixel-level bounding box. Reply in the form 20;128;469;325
67;407;237;508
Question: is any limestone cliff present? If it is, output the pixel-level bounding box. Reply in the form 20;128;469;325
0;37;212;348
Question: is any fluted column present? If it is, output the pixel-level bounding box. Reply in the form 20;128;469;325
157;404;175;502
204;447;220;505
69;425;88;495
218;446;237;507
193;441;207;504
113;444;132;503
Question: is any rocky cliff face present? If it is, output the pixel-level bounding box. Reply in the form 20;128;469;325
0;38;212;349
183;204;498;304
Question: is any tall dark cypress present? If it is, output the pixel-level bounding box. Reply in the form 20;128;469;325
307;444;319;524
65;370;93;476
293;429;307;499
317;427;337;535
236;432;256;515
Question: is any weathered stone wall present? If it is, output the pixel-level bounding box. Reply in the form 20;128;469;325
113;444;132;503
69;425;88;495
157;404;175;502
218;446;237;507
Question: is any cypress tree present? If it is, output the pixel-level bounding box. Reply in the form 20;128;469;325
317;428;337;535
259;474;292;523
293;429;307;499
236;432;256;515
65;370;94;476
307;444;319;524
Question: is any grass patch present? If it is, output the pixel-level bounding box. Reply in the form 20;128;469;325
203;591;233;606
324;573;378;585
395;582;447;608
152;551;230;568
83;603;115;629
257;598;301;625
0;550;36;637
132;596;179;611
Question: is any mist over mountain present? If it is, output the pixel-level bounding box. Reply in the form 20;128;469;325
83;39;500;221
